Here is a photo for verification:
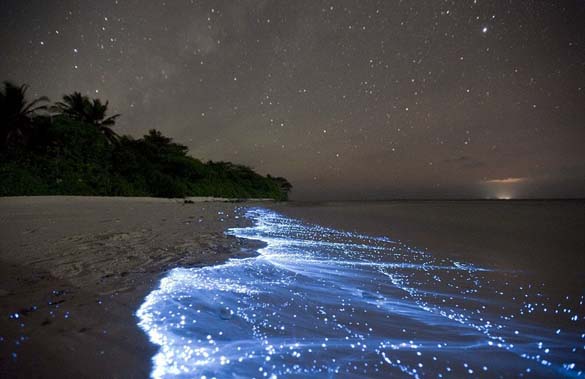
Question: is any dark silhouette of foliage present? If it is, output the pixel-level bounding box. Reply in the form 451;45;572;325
0;81;48;149
52;92;120;144
1;82;292;200
271;176;293;193
51;92;86;120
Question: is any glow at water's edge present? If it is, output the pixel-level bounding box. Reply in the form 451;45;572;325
137;208;585;378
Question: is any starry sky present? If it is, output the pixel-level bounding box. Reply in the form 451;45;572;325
1;0;584;200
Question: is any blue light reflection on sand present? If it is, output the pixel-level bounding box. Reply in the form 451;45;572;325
137;208;585;378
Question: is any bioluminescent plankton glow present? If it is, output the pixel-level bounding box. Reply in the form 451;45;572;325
137;208;585;378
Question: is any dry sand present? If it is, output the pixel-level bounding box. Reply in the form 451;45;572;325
0;196;263;378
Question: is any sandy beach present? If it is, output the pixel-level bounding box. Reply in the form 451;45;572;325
0;196;262;378
2;198;583;378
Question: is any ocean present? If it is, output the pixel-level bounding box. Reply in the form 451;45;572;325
137;201;585;378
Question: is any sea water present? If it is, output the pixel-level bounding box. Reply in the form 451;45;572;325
137;207;584;378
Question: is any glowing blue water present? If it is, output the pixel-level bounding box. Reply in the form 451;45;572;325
137;208;584;378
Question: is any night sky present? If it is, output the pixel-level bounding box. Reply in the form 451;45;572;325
1;1;584;200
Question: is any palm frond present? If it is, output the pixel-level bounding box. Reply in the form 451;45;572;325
101;114;121;126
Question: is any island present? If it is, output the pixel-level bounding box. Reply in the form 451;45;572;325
0;81;292;201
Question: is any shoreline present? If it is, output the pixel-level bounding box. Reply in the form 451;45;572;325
3;197;583;377
133;206;585;378
1;195;276;203
0;196;263;378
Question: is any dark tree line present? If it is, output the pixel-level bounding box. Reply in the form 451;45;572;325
0;81;292;200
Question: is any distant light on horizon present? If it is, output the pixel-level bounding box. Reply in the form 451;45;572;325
482;177;525;200
491;188;516;200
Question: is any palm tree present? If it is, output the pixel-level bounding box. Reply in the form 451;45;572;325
85;98;120;144
0;81;48;148
52;92;121;144
52;92;87;121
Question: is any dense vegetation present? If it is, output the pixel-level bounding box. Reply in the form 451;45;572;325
0;81;292;200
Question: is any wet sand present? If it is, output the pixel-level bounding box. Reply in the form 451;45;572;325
0;196;262;378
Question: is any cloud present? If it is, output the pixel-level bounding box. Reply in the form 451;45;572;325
483;177;528;184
